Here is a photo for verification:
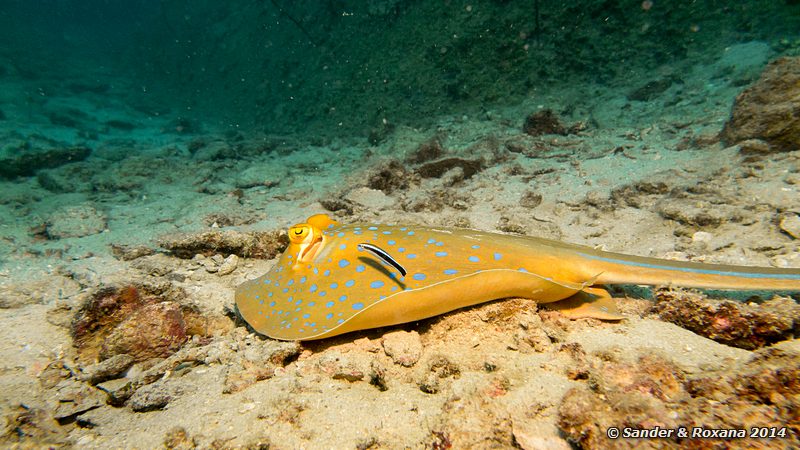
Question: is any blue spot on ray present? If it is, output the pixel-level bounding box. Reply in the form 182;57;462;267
413;273;426;281
345;280;355;287
352;302;364;310
370;280;385;289
339;259;350;268
444;269;458;275
469;256;480;262
356;265;365;272
435;251;448;257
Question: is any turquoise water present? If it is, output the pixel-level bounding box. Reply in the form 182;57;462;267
2;1;799;137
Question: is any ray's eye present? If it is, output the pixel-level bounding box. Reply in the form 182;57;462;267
289;225;311;243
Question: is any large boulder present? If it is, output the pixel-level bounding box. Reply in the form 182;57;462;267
720;57;800;152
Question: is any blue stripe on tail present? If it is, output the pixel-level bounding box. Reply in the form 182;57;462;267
577;252;800;280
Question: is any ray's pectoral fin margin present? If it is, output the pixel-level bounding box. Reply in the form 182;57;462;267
544;286;624;320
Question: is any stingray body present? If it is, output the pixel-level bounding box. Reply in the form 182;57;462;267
235;214;800;340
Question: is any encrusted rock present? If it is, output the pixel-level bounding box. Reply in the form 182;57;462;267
79;354;135;385
416;355;460;394
364;159;413;194
406;137;444;164
38;361;72;389
2;405;68;445
416;157;482;180
720;56;800;151
163;427;197;450
382;330;423;367
519;191;543;209
110;244;155;261
45;204;107;239
223;336;301;393
651;290;800;349
737;138;772;155
523;110;567;136
656;198;739;227
71;284;197;363
129;380;180;412
0;145;91;179
158;229;288;259
49;379;105;421
101;302;188;361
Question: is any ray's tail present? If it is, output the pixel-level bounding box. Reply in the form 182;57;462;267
575;248;800;291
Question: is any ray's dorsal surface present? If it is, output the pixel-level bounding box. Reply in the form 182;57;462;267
235;214;800;341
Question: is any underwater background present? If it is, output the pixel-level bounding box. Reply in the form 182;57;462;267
1;0;800;448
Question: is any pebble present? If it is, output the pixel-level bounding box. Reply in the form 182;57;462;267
382;330;423;367
779;214;800;239
80;354;135;385
129;380;177;412
217;254;239;276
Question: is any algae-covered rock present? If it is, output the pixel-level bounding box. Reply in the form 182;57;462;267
651;290;800;349
720;56;800;151
101;302;188;361
0;145;91;178
158;229;288;259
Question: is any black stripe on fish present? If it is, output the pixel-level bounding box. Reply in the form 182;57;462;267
358;243;407;277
